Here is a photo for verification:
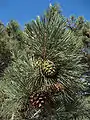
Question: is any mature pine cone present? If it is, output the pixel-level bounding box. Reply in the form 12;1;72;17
30;91;50;108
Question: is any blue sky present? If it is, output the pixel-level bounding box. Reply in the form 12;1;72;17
0;0;90;27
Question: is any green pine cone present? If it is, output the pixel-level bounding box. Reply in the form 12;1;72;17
41;60;56;77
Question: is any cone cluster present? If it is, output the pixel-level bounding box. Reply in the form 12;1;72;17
31;59;65;108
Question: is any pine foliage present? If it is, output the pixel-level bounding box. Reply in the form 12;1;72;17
0;4;90;120
0;22;12;77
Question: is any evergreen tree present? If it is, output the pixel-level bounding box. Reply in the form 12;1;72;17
0;20;27;120
0;22;12;120
81;21;90;96
0;4;90;120
67;16;85;35
0;22;12;77
67;13;90;116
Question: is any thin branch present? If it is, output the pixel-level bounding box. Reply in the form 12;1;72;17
10;112;15;120
30;109;41;119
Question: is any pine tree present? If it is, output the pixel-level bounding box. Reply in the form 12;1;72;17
81;21;90;97
0;21;27;120
0;22;12;77
0;4;90;120
67;16;85;36
0;22;12;120
67;14;90;118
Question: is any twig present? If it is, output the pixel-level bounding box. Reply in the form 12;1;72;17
30;109;41;119
10;112;15;120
